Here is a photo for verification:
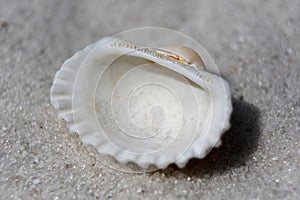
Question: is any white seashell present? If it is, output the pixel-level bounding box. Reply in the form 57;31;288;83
50;37;232;169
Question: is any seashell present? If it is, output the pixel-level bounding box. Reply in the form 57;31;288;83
50;37;232;169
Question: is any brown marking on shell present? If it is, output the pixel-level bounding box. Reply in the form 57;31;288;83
160;46;207;71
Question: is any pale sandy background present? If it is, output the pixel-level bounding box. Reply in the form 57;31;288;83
0;0;299;199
